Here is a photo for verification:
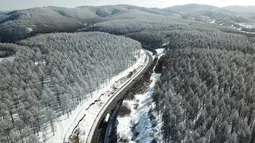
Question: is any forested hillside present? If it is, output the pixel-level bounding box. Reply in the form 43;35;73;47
2;4;255;43
0;43;17;58
0;32;141;143
145;18;255;142
154;47;255;143
84;18;185;35
0;7;85;42
126;24;242;48
83;4;255;44
167;4;255;32
223;6;255;14
0;5;180;43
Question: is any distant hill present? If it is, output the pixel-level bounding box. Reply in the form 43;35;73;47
165;4;219;13
0;12;8;22
223;6;255;13
163;4;255;31
48;6;100;23
222;6;255;21
0;5;180;42
0;7;86;42
1;4;255;43
0;11;6;15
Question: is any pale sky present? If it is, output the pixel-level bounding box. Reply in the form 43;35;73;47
1;0;255;11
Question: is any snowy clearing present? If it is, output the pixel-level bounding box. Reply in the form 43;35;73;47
210;20;216;23
228;23;255;34
162;42;169;47
39;49;147;143
0;56;15;63
34;60;46;66
239;23;254;28
27;27;33;32
156;48;165;57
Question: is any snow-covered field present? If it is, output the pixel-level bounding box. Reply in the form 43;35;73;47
39;49;147;143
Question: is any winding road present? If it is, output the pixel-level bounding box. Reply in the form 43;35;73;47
85;50;153;143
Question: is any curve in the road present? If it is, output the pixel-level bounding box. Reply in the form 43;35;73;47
85;50;153;143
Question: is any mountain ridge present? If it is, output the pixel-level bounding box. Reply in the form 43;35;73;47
1;4;255;42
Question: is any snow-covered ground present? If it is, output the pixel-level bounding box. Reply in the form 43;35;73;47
210;20;216;23
0;56;15;63
223;22;255;34
39;49;147;143
239;23;254;29
117;73;163;143
27;27;33;32
162;42;169;47
156;48;165;57
117;48;165;143
34;60;46;66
